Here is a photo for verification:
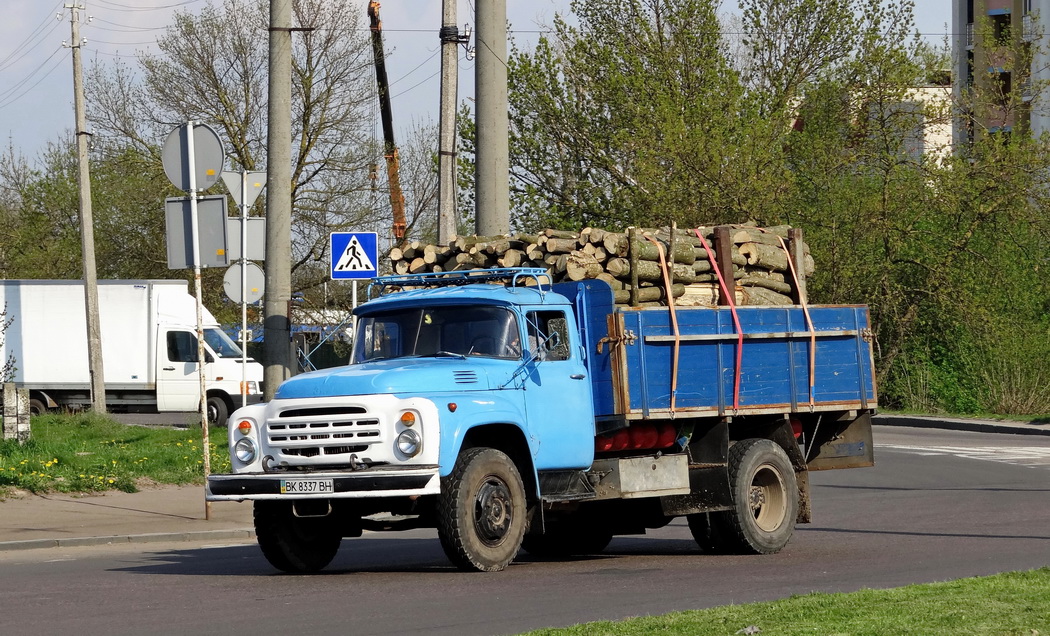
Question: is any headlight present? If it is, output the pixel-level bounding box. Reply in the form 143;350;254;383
234;438;257;463
396;429;422;457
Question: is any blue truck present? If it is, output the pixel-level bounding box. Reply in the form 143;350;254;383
207;267;876;573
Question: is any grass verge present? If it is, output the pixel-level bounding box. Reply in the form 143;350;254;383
0;412;228;496
524;568;1050;635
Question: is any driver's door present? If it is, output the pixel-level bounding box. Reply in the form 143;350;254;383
520;309;595;469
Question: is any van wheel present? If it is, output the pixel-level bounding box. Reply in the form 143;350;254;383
207;395;229;427
28;398;48;416
721;439;798;554
437;447;527;572
254;501;341;573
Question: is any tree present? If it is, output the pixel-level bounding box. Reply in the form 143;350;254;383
475;0;1050;414
499;0;759;231
86;0;415;296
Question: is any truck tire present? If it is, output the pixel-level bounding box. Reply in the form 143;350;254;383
721;438;798;554
253;500;342;573
207;395;229;427
437;447;527;572
686;511;731;553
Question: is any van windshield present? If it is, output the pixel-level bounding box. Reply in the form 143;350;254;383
352;306;521;362
204;328;245;358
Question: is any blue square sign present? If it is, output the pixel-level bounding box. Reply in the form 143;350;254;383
331;232;379;280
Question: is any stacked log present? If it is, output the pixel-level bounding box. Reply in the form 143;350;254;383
387;224;814;308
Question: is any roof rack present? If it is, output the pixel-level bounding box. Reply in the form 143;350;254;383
367;267;552;299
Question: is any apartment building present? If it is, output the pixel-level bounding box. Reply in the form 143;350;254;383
952;0;1050;143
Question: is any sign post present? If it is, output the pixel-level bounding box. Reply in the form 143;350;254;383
162;121;225;520
222;170;267;408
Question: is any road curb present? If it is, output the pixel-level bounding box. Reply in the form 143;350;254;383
874;415;1050;436
0;529;255;552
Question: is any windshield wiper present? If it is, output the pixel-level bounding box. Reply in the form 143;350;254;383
422;351;467;359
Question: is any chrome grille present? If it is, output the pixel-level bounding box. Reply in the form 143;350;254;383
268;406;382;458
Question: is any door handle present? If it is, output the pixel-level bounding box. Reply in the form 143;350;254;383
163;366;176;371
570;374;585;380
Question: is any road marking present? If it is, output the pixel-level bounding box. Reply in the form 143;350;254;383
880;444;1050;469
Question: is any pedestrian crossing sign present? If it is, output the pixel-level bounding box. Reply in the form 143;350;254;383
331;232;378;280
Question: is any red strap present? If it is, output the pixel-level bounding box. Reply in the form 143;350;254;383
694;228;742;411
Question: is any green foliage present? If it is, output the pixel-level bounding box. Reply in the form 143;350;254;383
0;413;228;495
478;0;1050;415
523;568;1050;635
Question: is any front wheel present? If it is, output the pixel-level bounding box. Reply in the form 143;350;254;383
207;395;229;427
254;501;342;573
437;447;527;572
721;439;798;554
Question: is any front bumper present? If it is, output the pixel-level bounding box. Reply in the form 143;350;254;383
206;465;440;501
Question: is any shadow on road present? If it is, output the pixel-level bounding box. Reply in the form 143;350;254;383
110;535;724;577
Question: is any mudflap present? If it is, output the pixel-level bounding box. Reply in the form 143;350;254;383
806;411;875;471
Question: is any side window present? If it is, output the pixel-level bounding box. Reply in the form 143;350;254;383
526;311;571;361
167;331;198;363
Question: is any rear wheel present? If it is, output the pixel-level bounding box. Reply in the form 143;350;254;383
686;511;732;553
721;439;798;554
28;398;47;416
437;447;527;572
254;500;342;573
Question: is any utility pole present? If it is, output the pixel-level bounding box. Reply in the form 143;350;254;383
474;0;509;236
66;3;106;414
264;0;294;399
437;0;465;244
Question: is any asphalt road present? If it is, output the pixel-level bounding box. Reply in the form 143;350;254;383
2;426;1049;636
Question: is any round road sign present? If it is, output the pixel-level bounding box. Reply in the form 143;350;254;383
224;262;265;304
162;122;225;192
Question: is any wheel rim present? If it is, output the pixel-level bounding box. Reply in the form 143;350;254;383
473;475;514;546
748;462;788;532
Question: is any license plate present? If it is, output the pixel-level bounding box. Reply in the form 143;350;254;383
280;479;334;494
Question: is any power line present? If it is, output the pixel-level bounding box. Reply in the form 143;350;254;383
91;18;168;32
388;50;439;88
91;0;201;11
0;48;65;110
90;38;158;46
392;69;440;101
0;1;65;71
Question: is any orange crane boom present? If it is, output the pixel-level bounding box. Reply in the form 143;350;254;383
368;0;407;242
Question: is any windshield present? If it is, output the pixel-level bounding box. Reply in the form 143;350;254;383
204;328;245;358
352;306;521;362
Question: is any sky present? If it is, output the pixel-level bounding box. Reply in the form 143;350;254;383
0;0;953;165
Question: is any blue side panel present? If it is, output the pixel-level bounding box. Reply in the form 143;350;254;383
618;305;875;414
551;281;617;418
